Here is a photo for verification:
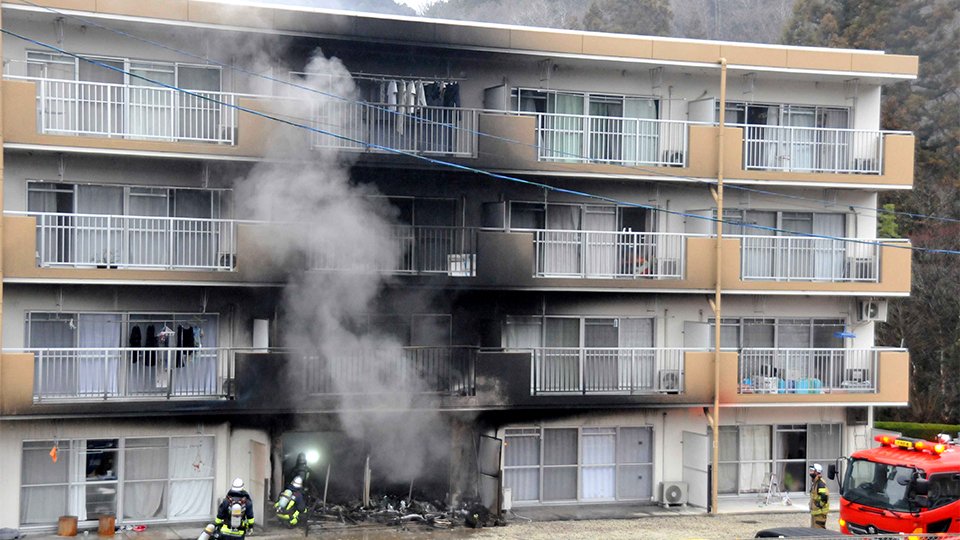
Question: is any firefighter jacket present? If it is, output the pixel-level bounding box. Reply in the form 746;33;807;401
214;489;255;535
809;476;830;516
274;487;306;526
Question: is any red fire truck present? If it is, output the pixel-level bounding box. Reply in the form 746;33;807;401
831;433;960;535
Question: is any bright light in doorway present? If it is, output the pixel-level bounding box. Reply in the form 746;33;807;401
305;449;321;465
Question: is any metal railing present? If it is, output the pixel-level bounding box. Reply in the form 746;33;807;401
531;113;693;166
22;77;240;144
30;347;233;401
311;225;477;276
312;101;479;157
27;212;237;271
738;348;881;394
739;124;892;174
533;230;685;279
304;346;476;396
530;347;687;395
740;236;880;282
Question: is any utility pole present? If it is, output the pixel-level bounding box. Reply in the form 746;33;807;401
710;57;728;516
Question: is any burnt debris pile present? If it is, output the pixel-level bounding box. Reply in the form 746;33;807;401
304;495;497;530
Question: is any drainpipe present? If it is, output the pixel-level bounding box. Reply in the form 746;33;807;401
710;57;728;516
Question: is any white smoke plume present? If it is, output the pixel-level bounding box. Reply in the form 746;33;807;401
233;49;452;487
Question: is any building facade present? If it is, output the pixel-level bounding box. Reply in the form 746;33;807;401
0;0;917;528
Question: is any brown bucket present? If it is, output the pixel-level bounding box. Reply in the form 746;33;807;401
57;515;78;537
97;515;116;537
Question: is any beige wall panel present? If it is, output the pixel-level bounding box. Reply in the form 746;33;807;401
882;134;915;184
0;353;34;414
720;44;787;67
354;18;436;42
434;24;511;49
272;10;356;34
96;0;189;20
581;35;653;58
6;0;96;11
510;29;582;54
786;49;852;72
851;53;919;76
188;1;275;28
652;40;721;63
683;351;720;403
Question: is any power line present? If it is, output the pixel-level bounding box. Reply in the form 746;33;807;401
11;0;954;227
4;28;957;256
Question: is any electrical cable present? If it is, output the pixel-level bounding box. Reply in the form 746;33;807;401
9;0;954;227
4;27;958;256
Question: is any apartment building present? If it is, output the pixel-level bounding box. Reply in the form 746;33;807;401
0;0;918;529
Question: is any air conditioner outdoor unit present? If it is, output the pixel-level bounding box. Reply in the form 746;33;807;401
660;481;688;507
501;487;512;512
659;370;681;393
858;299;888;322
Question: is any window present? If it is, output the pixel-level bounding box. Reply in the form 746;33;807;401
21;436;214;526
717;424;841;496
27;182;226;219
503;426;653;505
707;318;844;349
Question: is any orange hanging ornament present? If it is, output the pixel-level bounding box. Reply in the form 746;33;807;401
49;444;58;463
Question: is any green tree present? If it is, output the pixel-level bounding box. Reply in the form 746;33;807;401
877;204;900;238
578;0;673;36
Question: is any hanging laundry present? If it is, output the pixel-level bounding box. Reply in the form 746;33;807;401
424;82;442;106
129;326;142;364
145;325;158;366
416;80;427;108
386;80;398;111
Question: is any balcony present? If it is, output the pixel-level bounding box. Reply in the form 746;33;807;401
532;113;693;167
303;346;476;396
533;230;685;279
311;225;477;276
27;212;237;271
738;348;879;394
531;347;688;395
471;115;914;187
740;236;879;282
28;347;233;402
721;348;908;405
311;100;479;157
741;124;900;175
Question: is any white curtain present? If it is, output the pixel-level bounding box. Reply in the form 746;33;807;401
127;188;170;267
128;62;175;140
20;441;71;525
583;206;617;276
123;438;169;520
169;436;215;518
786;107;816;170
76;185;123;265
77;314;122;397
545;93;584;162
739;426;771;492
807;424;842;492
717;427;738;494
543;205;582;275
618;318;654;390
503;433;540;502
622;98;658;164
503;317;542;349
581;429;616;500
542;429;577;501
813;214;845;280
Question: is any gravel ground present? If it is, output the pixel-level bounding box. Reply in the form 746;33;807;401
299;512;841;540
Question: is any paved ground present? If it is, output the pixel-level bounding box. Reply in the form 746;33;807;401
25;505;842;540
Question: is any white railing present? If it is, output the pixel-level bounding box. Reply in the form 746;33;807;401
530;347;687;395
738;348;882;394
312;101;478;157
531;113;693;166
311;225;477;276
303;346;476;396
22;77;239;144
30;347;233;401
739;124;891;174
28;212;237;271
533;230;685;279
740;236;879;282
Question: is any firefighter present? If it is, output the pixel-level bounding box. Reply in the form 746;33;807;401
809;463;830;528
274;475;306;527
215;478;255;538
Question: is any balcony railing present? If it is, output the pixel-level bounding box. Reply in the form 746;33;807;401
533;230;685;279
311;225;477;276
530;347;687;395
311;101;478;157
304;346;476;396
530;113;692;167
22;77;240;144
739;124;895;174
740;236;879;282
25;212;237;271
738;348;882;394
30;347;233;402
